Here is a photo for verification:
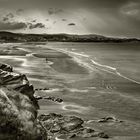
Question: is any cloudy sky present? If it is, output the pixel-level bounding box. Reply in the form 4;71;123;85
0;0;140;37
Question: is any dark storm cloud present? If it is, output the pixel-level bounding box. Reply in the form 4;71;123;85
0;0;140;37
68;23;76;26
0;22;27;30
31;20;36;23
0;0;131;9
28;23;45;29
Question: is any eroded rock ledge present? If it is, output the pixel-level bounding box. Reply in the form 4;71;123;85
38;113;109;140
0;63;110;140
0;63;47;140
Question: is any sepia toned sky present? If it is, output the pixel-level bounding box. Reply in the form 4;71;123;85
0;0;140;37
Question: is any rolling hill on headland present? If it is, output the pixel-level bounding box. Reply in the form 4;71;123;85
0;31;140;43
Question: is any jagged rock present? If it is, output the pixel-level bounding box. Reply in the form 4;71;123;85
0;87;42;139
34;94;63;103
0;63;47;139
35;88;49;91
38;113;83;133
0;63;13;72
81;130;109;138
97;116;123;123
0;67;39;109
34;95;43;100
60;116;84;131
38;113;109;139
44;96;63;103
55;98;63;103
68;133;77;138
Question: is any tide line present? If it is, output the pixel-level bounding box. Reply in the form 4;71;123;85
91;59;140;85
45;46;140;85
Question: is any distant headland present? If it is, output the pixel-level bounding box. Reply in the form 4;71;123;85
0;31;140;43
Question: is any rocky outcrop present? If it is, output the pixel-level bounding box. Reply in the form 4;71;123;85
87;116;123;124
0;63;47;139
34;95;63;103
0;63;13;72
38;113;109;139
97;116;123;123
0;63;38;110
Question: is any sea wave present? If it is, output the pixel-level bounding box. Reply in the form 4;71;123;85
68;88;89;93
46;46;140;85
66;50;140;85
90;59;140;85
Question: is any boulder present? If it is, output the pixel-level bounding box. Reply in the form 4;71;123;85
0;63;13;72
97;116;123;123
43;96;63;103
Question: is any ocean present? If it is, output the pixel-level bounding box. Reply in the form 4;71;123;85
0;42;140;139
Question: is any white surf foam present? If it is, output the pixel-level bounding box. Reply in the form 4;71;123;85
55;137;65;140
61;103;88;113
91;59;140;85
44;88;62;93
45;46;140;85
91;60;116;71
116;71;140;85
46;61;54;65
68;88;89;93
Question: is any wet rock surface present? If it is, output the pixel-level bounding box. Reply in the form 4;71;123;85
97;116;123;123
38;113;109;139
0;63;13;72
43;96;63;103
87;116;123;124
0;63;47;140
34;94;63;103
35;88;50;91
0;64;39;109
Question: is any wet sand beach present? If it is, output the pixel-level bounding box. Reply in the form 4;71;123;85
0;42;140;140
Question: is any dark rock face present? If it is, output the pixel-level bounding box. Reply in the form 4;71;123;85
43;96;63;103
0;66;39;110
0;63;13;72
97;116;123;123
0;63;47;140
34;94;63;103
38;113;109;139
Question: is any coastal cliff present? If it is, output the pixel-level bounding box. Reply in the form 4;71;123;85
0;63;47;139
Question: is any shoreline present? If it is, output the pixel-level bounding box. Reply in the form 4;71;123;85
0;43;140;140
43;46;140;85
